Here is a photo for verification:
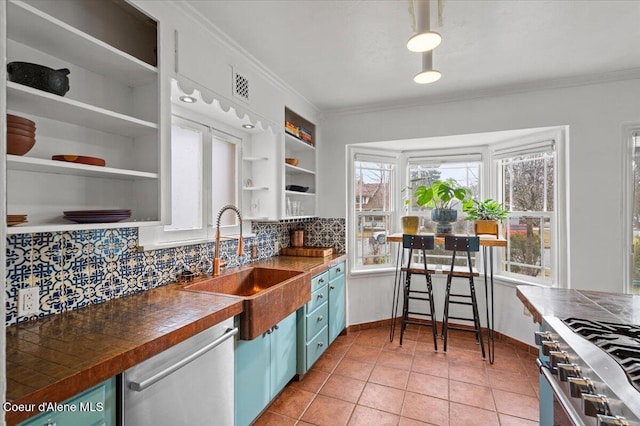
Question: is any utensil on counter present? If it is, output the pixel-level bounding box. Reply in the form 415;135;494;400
290;229;304;247
7;62;70;96
52;155;106;167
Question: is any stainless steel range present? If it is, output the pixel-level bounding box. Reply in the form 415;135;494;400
536;316;640;426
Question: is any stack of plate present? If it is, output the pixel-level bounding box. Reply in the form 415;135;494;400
7;214;28;227
7;114;36;156
63;209;131;223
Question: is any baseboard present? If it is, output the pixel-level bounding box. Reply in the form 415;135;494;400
346;317;538;355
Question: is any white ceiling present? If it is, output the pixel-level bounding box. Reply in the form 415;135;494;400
185;0;640;112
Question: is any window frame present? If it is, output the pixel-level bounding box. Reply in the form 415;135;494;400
138;111;245;250
348;147;400;274
489;128;567;287
623;124;640;294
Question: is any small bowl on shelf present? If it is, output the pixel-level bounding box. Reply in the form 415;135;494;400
7;133;35;155
285;158;299;167
286;185;309;193
7;114;36;127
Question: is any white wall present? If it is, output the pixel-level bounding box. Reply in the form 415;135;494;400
321;79;640;344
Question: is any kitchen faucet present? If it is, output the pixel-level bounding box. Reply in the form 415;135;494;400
214;204;244;276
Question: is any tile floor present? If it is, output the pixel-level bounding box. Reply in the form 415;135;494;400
254;324;540;426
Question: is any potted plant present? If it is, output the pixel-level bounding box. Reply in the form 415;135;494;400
462;198;508;236
414;179;471;236
401;184;420;234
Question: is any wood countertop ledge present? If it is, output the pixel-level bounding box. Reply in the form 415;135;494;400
516;285;640;325
5;253;346;425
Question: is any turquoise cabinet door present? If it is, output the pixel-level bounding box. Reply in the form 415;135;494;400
269;311;297;398
235;333;270;426
19;378;116;426
329;272;346;344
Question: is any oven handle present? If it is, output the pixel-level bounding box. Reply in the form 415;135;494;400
537;359;586;426
129;327;238;392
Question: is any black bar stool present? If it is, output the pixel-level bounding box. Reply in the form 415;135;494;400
442;235;485;358
399;234;438;350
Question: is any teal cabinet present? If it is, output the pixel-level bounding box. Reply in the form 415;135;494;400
297;270;329;374
269;312;297;396
329;262;346;343
19;378;116;426
235;311;297;426
297;261;346;374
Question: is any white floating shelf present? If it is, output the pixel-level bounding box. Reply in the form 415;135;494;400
7;82;158;138
242;186;269;191
7;0;157;87
285;190;316;196
283;215;316;220
7;219;162;235
285;163;315;175
242;156;269;161
7;155;158;180
285;133;315;151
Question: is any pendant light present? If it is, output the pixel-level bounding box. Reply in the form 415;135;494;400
414;51;441;84
407;0;441;53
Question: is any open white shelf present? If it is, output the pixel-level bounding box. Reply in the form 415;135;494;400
7;219;162;235
285;190;316;196
242;186;269;191
285;163;315;175
285;133;315;152
7;0;157;87
7;82;157;138
7;155;158;180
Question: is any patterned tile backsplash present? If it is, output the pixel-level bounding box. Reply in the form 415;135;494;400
5;218;345;326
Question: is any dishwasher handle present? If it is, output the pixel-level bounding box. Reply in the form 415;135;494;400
129;327;238;392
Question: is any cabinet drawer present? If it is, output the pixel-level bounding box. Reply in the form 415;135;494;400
311;271;329;292
307;285;329;312
306;302;328;340
305;326;329;369
329;262;345;281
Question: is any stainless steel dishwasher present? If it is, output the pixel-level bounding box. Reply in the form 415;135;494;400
122;318;237;426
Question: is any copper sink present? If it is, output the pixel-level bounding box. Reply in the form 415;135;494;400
182;267;310;340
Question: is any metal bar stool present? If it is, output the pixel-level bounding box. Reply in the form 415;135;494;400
442;235;485;358
399;234;438;349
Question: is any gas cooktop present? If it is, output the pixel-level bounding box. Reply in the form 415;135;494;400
563;318;640;394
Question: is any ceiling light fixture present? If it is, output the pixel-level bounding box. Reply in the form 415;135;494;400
407;0;441;53
414;51;441;84
179;95;197;103
242;124;255;129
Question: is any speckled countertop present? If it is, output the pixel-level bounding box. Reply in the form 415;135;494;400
516;285;640;325
5;254;347;425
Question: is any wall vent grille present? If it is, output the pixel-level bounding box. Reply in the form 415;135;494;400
233;70;250;102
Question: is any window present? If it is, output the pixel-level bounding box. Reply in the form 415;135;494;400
351;154;397;270
407;158;481;267
139;116;241;248
495;142;556;284
631;131;640;294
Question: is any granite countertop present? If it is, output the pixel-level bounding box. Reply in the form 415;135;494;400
5;254;347;425
516;285;640;325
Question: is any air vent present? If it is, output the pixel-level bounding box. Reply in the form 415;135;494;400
232;69;250;102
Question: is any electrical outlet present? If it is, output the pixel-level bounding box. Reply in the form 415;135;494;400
18;287;39;317
274;241;281;254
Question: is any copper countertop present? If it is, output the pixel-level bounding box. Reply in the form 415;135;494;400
516;285;640;325
5;254;347;425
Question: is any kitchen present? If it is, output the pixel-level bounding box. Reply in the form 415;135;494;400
1;0;640;425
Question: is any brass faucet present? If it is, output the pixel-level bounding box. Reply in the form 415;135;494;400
213;204;244;276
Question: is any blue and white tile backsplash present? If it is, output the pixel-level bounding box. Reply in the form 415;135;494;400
6;218;345;326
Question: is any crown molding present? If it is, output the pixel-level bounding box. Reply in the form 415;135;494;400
324;68;640;117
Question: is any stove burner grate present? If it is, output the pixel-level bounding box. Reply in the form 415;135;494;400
563;317;640;393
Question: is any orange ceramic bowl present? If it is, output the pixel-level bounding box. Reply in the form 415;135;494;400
7;133;35;155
